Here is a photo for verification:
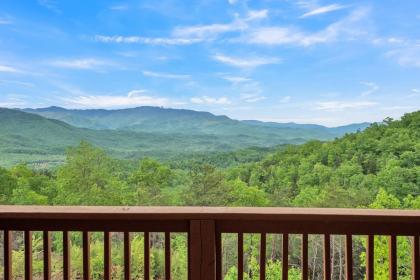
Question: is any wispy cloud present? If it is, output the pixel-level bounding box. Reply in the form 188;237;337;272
280;96;291;103
190;96;231;105
50;58;111;70
64;91;173;109
228;0;238;4
0;18;12;25
316;100;378;111
386;44;420;68
240;93;266;103
142;70;191;80
213;54;280;68
95;35;202;45
0;80;35;88
0;65;21;73
38;0;60;13
222;76;252;84
300;4;347;18
360;82;379;97
245;7;369;46
172;9;267;40
109;4;128;11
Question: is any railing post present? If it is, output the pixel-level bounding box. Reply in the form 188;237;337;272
189;220;216;280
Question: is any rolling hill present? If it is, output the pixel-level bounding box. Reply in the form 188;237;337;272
24;106;368;137
1;107;368;168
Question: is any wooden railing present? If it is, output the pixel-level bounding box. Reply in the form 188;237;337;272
1;206;420;280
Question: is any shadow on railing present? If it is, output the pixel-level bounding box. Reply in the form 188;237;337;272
1;206;420;280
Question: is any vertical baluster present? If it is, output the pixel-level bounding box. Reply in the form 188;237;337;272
302;234;308;280
389;235;397;280
104;232;111;280
83;232;90;280
165;232;171;280
282;234;289;280
25;230;32;280
413;236;419;280
260;233;266;280
124;232;131;280
324;234;331;280
345;235;353;280
366;235;374;280
43;231;51;280
238;233;244;280
216;231;222;280
144;231;150;280
63;231;71;280
4;230;12;280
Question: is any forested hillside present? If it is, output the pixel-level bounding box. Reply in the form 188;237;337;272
24;106;369;136
0;107;368;168
0;111;418;280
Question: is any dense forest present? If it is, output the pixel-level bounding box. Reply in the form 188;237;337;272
0;110;419;279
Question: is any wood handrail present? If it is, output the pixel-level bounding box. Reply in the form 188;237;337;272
1;205;420;220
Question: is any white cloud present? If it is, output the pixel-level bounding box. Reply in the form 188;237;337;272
245;9;269;21
245;7;369;46
300;4;347;18
171;9;266;40
280;96;291;103
386;44;420;68
222;76;252;84
408;89;420;98
316;101;378;111
50;58;111;70
95;35;202;45
0;65;20;73
213;54;281;68
240;93;266;103
190;96;231;105
228;0;238;4
360;82;379;97
64;92;172;108
142;70;191;79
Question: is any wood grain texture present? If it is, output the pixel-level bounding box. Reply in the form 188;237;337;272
104;232;111;280
238;233;244;280
144;231;150;280
43;231;51;280
260;233;266;280
345;235;353;280
324;234;331;280
4;230;12;280
389;235;397;280
63;231;71;280
24;230;32;280
366;235;374;280
124;232;131;280
165;232;171;280
282;234;289;280
413;236;419;280
302;234;308;280
83;231;90;280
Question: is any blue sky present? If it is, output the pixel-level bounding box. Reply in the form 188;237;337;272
0;0;419;126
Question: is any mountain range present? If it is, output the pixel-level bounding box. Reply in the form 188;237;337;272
0;106;370;168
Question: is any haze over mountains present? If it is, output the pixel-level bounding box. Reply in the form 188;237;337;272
0;106;370;168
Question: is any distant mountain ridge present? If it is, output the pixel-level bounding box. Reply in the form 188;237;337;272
23;106;370;136
0;106;371;168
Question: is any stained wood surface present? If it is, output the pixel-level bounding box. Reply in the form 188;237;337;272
1;206;420;221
